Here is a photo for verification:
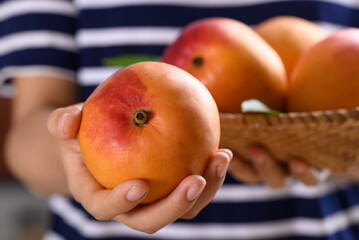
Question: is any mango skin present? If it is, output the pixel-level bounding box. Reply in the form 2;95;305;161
255;16;329;80
163;17;287;113
288;28;359;112
78;62;220;204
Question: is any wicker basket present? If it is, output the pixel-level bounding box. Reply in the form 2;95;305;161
219;107;359;172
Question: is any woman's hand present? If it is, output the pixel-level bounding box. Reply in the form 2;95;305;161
228;146;329;188
47;105;232;234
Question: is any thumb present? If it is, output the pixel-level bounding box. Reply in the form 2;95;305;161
47;105;82;139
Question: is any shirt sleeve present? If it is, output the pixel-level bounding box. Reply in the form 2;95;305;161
0;0;78;84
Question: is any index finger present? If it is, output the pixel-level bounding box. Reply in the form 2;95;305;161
249;146;288;188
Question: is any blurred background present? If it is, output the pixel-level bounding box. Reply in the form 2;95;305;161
0;85;49;240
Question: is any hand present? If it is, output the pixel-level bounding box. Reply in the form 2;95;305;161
228;146;328;188
47;105;232;233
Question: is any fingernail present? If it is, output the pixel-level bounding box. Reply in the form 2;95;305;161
186;183;205;201
58;113;70;136
216;163;228;178
225;150;233;160
293;165;304;175
250;149;264;166
251;155;264;166
127;186;147;202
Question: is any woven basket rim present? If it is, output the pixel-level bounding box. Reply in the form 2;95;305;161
219;107;359;171
219;106;359;129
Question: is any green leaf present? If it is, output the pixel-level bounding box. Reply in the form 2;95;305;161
103;54;161;67
241;99;281;116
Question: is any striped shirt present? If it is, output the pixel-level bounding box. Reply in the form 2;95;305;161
1;0;359;239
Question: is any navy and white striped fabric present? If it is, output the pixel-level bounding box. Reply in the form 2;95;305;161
1;0;359;239
45;178;359;240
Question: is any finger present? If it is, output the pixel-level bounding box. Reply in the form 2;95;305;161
84;179;149;221
62;150;149;221
47;106;82;139
182;150;231;219
288;158;319;186
115;175;206;234
250;146;287;188
217;148;233;160
228;155;261;183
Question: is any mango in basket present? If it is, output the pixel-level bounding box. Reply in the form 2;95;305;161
255;16;329;80
162;17;287;113
288;28;359;112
